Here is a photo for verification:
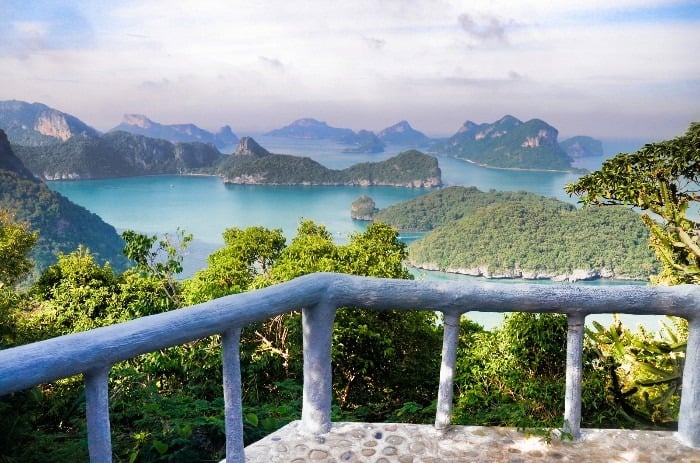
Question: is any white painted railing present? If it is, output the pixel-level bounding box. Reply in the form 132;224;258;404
1;273;700;462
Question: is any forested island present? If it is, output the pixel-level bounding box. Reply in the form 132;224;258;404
219;143;441;187
432;115;587;172
360;186;657;281
11;129;441;188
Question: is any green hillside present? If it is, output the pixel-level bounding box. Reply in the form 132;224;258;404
0;130;128;273
220;150;441;187
406;195;656;280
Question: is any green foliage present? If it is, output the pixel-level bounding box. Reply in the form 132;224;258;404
181;226;286;304
453;313;622;430
586;316;686;426
23;247;120;338
183;220;440;423
219;150;440;187
0;209;37;287
122;229;192;306
453;314;568;428
406;193;657;279
566;122;700;284
0;169;128;274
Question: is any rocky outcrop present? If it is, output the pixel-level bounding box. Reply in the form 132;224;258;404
351;195;379;220
234;137;271;157
0;100;100;145
409;261;641;282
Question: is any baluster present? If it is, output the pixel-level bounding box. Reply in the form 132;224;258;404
85;366;112;463
678;316;700;448
563;313;585;440
301;301;335;435
435;312;461;430
222;328;244;463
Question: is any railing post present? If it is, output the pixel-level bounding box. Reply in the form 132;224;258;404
678;316;700;448
301;301;335;435
84;366;112;463
435;312;461;430
222;327;244;463
563;313;585;440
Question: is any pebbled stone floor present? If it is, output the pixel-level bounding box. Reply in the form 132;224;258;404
236;421;700;462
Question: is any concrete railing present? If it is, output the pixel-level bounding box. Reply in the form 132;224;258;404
1;273;700;462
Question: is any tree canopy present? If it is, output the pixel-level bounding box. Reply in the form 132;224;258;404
566;122;700;284
0;209;37;288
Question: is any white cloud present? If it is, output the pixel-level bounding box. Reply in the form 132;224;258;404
0;0;698;139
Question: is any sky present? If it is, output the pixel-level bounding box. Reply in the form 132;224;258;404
1;0;699;141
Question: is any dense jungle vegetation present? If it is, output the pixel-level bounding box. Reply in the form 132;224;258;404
0;129;128;274
408;197;657;279
219;149;441;187
1;123;698;461
370;186;658;279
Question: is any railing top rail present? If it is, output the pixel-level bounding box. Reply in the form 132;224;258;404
1;273;699;396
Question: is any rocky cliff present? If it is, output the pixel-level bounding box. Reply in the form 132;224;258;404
234;136;271;157
110;114;238;150
0;100;100;146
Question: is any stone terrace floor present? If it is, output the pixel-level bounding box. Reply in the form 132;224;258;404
237;421;700;463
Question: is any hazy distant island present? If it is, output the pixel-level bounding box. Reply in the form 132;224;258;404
220;137;441;187
355;186;657;282
111;113;239;151
264;118;435;154
0;99;604;175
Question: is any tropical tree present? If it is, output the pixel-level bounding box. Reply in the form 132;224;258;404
565;122;700;285
122;228;192;305
566;123;700;427
0;209;38;288
0;209;38;348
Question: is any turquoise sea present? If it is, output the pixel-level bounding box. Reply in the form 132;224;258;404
47;138;658;329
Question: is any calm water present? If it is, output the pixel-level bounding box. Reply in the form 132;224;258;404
47;138;659;329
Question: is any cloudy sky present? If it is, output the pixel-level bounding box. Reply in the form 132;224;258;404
1;0;698;141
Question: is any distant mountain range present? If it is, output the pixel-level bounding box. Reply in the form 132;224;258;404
263;118;434;154
0;99;604;171
111;114;239;151
0;129;128;274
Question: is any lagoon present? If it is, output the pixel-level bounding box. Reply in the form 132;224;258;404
47;138;656;329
